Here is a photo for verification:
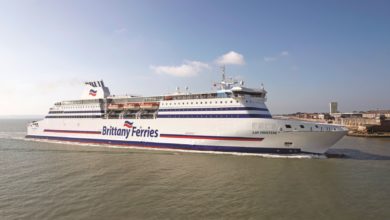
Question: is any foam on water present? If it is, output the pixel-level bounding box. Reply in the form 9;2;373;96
0;132;27;140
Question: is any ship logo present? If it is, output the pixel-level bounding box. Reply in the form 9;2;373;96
124;121;133;128
89;89;97;96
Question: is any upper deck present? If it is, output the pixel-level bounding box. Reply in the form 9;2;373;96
45;75;271;120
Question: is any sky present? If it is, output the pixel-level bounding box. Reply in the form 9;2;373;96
0;0;389;115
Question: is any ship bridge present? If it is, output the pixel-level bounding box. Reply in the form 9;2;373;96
230;86;267;99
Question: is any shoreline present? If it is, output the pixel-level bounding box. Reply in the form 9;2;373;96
347;131;390;138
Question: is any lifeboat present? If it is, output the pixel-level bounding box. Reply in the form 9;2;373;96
164;96;173;100
108;103;124;110
124;102;140;110
140;102;159;110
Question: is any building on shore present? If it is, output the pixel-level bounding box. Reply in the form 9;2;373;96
362;110;390;119
330;102;338;114
357;115;390;133
282;108;390;133
281;100;390;133
331;112;363;118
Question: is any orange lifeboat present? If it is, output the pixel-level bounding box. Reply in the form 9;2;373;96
124;102;140;110
108;103;124;110
164;96;173;100
140;102;159;110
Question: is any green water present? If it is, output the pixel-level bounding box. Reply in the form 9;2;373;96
0;119;389;219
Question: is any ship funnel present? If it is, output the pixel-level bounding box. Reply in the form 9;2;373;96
81;80;111;99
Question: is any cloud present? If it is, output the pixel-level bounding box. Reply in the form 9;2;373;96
264;57;277;62
215;51;245;65
264;50;289;62
150;50;244;77
151;61;209;77
280;51;289;56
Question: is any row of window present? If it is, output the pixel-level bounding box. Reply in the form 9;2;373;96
55;99;103;105
159;107;269;112
157;114;272;118
284;124;336;131
48;110;104;114
159;100;255;106
55;106;101;109
45;115;102;119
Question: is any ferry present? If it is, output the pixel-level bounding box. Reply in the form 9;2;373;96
26;71;347;154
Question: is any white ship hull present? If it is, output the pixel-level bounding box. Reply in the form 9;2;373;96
26;79;348;155
27;118;347;154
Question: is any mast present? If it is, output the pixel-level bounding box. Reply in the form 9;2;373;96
221;65;226;82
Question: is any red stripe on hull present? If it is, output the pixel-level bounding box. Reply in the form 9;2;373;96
160;134;263;142
44;129;101;134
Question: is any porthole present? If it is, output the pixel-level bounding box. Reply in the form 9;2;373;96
300;125;304;128
285;124;292;129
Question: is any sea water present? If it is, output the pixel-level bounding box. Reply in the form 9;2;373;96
0;119;389;219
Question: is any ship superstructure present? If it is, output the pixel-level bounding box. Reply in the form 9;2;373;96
27;73;347;154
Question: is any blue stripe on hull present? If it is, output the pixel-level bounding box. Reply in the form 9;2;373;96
158;107;269;112
25;135;301;154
